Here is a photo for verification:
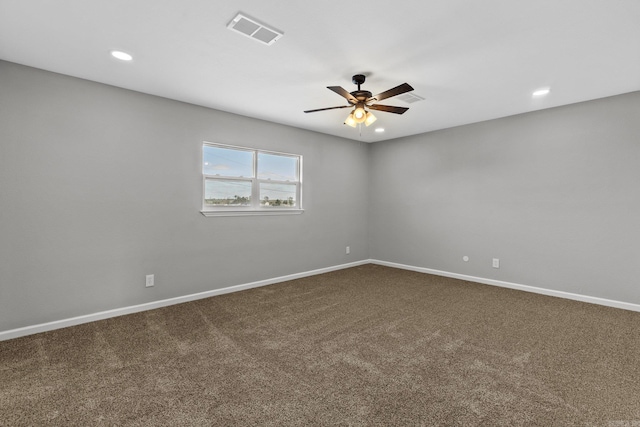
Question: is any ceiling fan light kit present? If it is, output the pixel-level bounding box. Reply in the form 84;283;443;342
344;113;357;128
305;74;413;129
353;104;367;122
344;109;376;128
364;112;377;126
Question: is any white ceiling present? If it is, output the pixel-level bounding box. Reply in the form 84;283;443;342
1;0;639;142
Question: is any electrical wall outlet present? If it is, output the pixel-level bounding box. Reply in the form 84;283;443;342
492;258;500;269
346;246;351;254
146;274;155;287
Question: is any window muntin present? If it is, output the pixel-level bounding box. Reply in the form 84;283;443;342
202;142;302;214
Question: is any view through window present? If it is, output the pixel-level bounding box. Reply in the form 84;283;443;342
202;143;302;214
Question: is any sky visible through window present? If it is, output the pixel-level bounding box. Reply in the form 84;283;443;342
203;145;299;204
203;146;253;178
257;152;297;181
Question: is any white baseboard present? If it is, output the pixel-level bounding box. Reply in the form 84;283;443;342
0;260;370;341
370;259;640;313
4;258;639;341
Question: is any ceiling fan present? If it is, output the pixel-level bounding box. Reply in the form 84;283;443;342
304;74;414;127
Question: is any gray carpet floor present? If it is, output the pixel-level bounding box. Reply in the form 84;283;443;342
2;264;640;426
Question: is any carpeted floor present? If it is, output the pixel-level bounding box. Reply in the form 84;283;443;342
2;264;640;426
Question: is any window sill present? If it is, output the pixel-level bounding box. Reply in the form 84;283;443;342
200;209;304;217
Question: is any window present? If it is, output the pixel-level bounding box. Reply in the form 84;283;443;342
201;142;303;216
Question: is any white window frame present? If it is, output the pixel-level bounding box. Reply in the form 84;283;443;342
201;142;303;217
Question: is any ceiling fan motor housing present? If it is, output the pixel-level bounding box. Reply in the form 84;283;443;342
350;75;371;103
350;91;373;104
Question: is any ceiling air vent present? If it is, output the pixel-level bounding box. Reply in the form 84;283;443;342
396;93;425;104
227;13;283;46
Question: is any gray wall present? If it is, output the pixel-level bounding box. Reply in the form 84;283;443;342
370;91;640;304
0;61;369;331
2;59;639;333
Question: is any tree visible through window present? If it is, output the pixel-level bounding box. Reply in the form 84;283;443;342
202;143;302;214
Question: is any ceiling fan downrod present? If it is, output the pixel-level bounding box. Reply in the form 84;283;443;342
352;74;366;91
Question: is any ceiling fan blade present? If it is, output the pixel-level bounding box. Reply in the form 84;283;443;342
327;86;359;104
304;105;352;113
368;83;414;102
368;104;409;114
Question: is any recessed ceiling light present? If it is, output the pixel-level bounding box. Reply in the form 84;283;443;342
375;128;385;133
532;88;550;97
110;50;133;61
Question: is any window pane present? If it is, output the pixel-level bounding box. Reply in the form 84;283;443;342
260;183;297;207
203;145;254;178
205;179;251;206
257;152;298;182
